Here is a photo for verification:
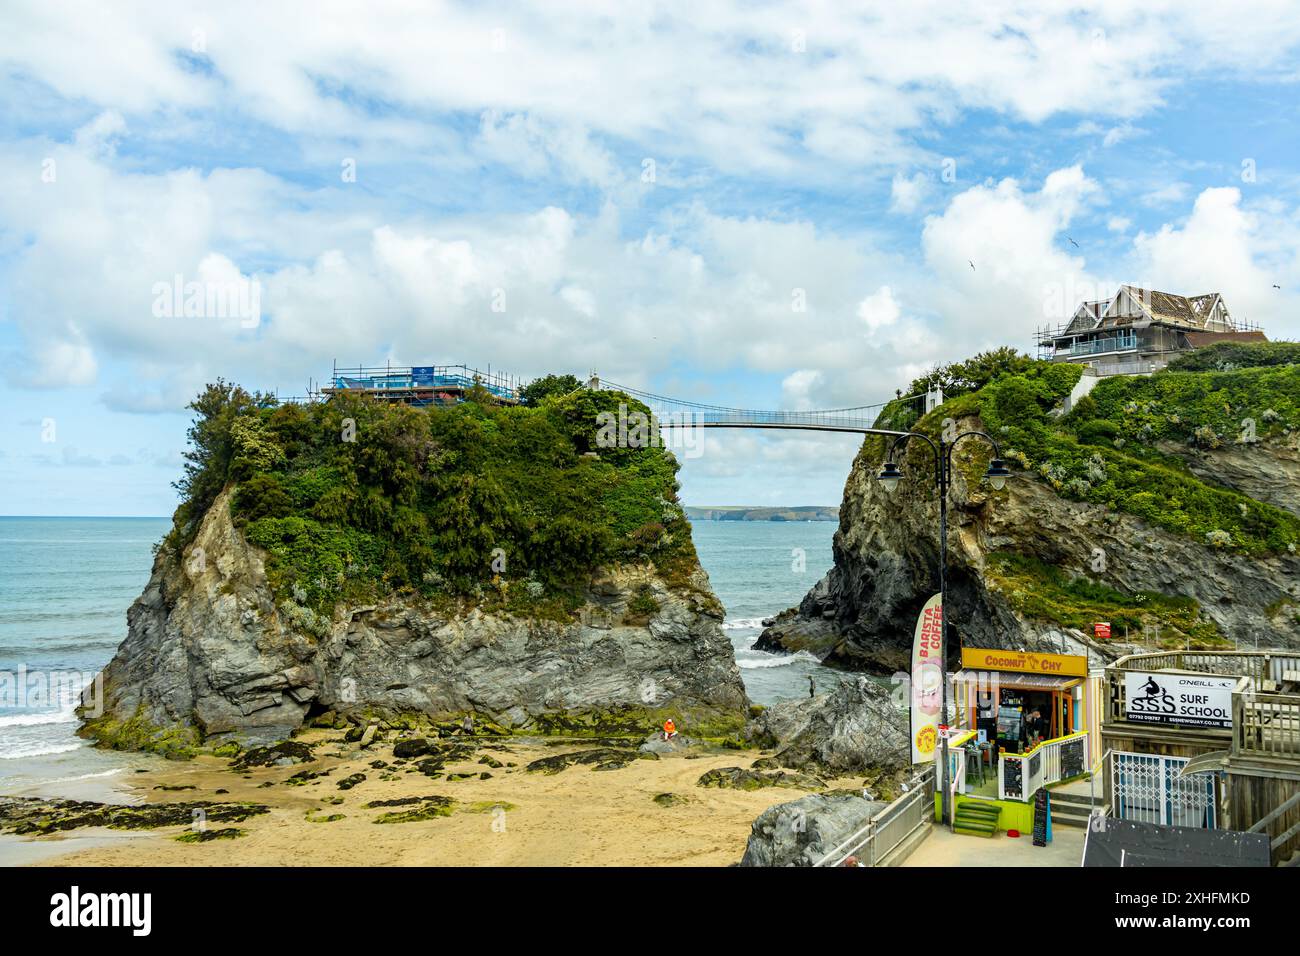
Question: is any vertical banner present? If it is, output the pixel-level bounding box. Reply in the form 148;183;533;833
911;592;944;764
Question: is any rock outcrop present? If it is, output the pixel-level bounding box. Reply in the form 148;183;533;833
1155;436;1300;518
746;677;909;774
80;488;749;754
738;792;886;867
758;411;1300;672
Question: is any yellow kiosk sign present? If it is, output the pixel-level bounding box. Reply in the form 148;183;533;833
961;647;1088;678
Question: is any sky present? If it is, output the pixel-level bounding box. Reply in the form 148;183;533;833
2;1;1299;515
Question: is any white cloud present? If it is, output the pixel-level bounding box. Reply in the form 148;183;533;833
781;369;823;410
73;110;126;157
890;172;929;214
1132;187;1300;334
1142;182;1191;207
1103;124;1143;148
5;3;1300;179
0;136;944;408
857;286;901;330
920;165;1099;336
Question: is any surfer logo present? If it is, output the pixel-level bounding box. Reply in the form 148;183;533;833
1129;674;1177;716
915;725;937;755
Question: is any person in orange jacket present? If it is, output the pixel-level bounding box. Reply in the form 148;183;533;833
662;717;677;741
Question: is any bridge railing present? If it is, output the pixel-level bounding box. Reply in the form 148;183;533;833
598;379;919;435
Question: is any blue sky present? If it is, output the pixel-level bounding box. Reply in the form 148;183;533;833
2;2;1299;515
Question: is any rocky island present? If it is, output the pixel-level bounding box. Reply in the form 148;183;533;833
79;383;749;756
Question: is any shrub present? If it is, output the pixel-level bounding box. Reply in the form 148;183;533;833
908;358;1300;556
1166;340;1300;372
172;380;695;614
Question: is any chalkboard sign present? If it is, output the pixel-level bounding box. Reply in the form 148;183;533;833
1060;737;1085;780
1033;789;1050;847
1003;758;1023;800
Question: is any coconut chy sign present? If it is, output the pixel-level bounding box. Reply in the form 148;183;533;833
1124;672;1236;729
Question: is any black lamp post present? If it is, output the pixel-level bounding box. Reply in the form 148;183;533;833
878;430;1010;831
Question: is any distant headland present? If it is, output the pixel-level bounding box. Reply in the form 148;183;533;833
684;506;839;522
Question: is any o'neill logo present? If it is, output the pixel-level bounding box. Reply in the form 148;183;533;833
49;886;151;936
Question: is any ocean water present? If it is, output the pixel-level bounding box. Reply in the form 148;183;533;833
0;515;837;791
0;517;170;793
688;519;848;705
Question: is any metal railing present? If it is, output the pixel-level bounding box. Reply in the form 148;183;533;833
1109;650;1300;682
599;379;920;435
998;731;1089;801
1060;333;1138;356
325;363;522;402
813;766;935;867
1092;358;1166;377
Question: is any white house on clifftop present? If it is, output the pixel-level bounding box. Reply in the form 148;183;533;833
1038;285;1267;376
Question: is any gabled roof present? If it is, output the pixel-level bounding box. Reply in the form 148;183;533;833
1064;299;1108;333
1099;286;1233;330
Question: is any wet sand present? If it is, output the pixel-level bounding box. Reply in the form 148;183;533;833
9;731;857;867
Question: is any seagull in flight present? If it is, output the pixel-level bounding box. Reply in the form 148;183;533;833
1273;284;1282;290
1067;236;1080;248
968;260;975;271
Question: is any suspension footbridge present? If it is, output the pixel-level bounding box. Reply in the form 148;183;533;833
596;379;922;438
307;363;929;438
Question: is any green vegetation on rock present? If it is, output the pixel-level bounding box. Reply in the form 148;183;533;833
875;345;1300;557
165;380;701;617
1165;340;1300;373
76;710;201;760
862;342;1300;642
176;827;247;842
985;553;1227;648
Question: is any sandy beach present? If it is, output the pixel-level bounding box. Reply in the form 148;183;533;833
6;730;863;867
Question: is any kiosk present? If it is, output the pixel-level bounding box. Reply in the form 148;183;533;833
942;648;1102;830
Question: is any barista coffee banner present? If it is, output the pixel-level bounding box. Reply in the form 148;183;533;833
911;593;944;764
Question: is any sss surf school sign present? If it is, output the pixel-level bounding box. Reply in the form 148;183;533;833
1124;672;1236;730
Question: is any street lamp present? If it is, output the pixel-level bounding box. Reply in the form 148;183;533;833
877;429;1009;831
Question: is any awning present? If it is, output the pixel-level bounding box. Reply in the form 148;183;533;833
953;671;1081;692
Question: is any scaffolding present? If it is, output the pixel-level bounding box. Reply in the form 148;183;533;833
321;361;523;406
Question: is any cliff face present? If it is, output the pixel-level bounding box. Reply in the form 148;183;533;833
758;412;1300;673
1154;437;1300;518
82;488;749;754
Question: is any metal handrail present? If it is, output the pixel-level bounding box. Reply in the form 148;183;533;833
813;766;935;867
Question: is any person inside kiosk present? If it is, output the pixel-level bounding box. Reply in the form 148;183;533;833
958;648;1089;799
978;689;1057;761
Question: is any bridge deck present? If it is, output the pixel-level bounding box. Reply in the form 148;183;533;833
600;379;918;437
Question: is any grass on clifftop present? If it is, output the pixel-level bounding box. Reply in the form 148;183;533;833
166;381;701;617
985;553;1228;649
873;343;1300;557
